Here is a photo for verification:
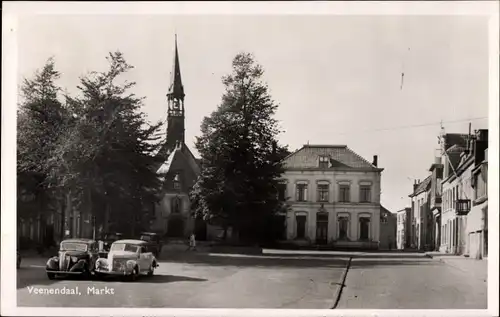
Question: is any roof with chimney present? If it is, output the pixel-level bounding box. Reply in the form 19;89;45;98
409;175;432;197
443;133;468;151
283;144;382;171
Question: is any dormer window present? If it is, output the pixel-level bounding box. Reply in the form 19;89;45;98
318;156;329;169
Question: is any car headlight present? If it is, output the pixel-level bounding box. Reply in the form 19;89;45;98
71;256;79;262
126;261;134;268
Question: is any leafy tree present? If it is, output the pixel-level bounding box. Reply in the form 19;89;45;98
48;52;165;236
190;53;289;244
17;58;70;233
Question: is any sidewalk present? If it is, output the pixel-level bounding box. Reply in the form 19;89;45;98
428;253;488;282
262;249;430;258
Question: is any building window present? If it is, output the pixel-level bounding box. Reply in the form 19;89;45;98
318;156;329;169
475;173;486;200
277;183;287;201
359;185;371;203
296;183;308;202
338;216;349;240
359;217;370;240
317;184;329;202
296;215;306;239
173;173;181;190
339;184;350;202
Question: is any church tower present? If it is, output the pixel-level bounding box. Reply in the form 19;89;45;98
165;34;185;152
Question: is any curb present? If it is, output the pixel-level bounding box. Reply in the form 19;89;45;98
331;257;352;309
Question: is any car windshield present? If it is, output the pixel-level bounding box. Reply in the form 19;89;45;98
110;243;139;253
60;242;88;252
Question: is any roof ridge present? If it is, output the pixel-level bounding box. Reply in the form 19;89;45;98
346;146;377;168
304;144;347;148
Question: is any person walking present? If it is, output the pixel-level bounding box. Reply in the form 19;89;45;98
186;233;196;251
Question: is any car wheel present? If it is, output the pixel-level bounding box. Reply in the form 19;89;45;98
147;263;155;276
47;272;55;280
82;264;91;280
129;266;139;282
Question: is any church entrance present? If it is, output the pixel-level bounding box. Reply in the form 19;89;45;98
167;215;185;237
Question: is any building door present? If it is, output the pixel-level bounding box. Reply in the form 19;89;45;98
296;215;306;239
315;212;328;245
359;218;370;241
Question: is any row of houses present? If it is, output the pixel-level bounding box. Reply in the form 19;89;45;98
396;127;488;259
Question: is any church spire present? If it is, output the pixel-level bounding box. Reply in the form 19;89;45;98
168;34;185;99
165;34;186;152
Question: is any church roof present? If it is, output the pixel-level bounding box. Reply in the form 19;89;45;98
157;149;178;180
156;143;201;178
283;144;381;170
167;34;184;98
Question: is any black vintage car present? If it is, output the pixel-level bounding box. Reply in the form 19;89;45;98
46;239;99;280
139;232;162;257
101;232;123;251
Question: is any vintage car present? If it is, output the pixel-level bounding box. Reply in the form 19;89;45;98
100;232;123;256
139;232;162;257
46;239;99;280
94;239;159;281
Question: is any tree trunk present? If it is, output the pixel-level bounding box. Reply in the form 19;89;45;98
64;190;72;238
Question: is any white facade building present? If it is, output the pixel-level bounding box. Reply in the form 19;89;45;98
396;207;411;250
278;145;383;249
466;131;488;259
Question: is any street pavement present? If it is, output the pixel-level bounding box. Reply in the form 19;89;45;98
336;256;488;309
16;252;488;309
17;253;348;308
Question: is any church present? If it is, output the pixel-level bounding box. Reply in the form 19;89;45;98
150;36;202;238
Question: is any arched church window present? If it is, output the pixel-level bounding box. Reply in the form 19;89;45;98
171;196;182;214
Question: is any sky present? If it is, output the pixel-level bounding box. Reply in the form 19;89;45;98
15;13;490;212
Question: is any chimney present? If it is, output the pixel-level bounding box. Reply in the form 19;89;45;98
372;155;378;167
474;129;488;164
413;180;418;192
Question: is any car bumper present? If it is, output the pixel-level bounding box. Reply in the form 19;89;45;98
46;270;85;275
95;268;132;275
